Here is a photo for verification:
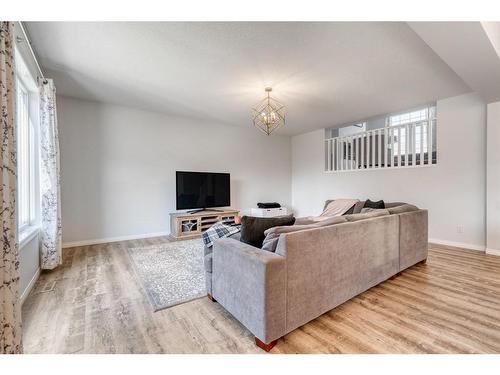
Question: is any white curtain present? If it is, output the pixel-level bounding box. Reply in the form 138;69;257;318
39;79;62;270
0;21;23;354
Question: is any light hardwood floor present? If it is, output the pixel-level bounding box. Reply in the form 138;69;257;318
22;238;500;354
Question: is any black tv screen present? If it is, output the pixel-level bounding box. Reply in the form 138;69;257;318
176;171;230;210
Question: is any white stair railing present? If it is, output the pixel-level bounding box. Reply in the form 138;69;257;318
324;119;436;172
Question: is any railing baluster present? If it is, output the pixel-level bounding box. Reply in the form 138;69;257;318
350;136;354;170
344;137;348;171
372;130;377;168
390;127;395;167
397;127;401;167
338;138;341;170
361;134;365;169
339;137;343;171
325;140;328;171
333;138;336;170
347;136;351;170
384;127;388;168
377;129;381;168
420;123;424;165
366;132;371;169
428;118;433;165
401;124;410;167
329;139;333;171
411;123;416;167
337;138;341;171
334;138;337;170
356;135;360;169
349;136;353;170
352;136;355;170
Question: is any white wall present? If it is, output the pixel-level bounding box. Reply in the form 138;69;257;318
486;101;500;255
59;92;488;249
58;96;292;245
292;93;486;249
19;233;40;304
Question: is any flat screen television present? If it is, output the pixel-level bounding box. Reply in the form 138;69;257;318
176;171;230;211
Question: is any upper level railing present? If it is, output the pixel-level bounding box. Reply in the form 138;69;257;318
324;119;436;172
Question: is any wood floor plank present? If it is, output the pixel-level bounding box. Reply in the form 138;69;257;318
21;240;500;353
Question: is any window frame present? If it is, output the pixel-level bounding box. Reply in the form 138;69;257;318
15;47;40;239
388;106;435;156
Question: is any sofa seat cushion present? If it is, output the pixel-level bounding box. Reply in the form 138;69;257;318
344;209;390;222
387;204;419;215
204;252;213;273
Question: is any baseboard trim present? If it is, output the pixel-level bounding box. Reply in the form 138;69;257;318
486;248;500;256
428;238;485;252
20;268;40;305
62;231;170;248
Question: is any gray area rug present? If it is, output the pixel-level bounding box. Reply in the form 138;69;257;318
128;239;206;312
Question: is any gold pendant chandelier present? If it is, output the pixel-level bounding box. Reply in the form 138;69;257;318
252;87;285;135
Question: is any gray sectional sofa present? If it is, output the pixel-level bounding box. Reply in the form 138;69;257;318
203;201;428;351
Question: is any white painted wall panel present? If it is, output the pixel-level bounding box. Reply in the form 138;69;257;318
58;96;292;244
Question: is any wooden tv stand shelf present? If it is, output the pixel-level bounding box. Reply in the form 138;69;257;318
169;209;239;240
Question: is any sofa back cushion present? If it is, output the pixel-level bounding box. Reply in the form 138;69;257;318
344;209;390;222
387;204;419;215
324;200;414;213
384;202;407;208
262;216;348;252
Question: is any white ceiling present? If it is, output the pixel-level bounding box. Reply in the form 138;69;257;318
409;22;500;103
26;22;471;135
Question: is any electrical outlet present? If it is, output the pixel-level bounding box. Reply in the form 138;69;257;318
457;225;464;234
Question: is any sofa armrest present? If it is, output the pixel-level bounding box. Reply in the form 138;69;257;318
212;238;286;343
399;209;428;271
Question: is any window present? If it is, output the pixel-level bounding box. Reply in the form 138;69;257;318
389;108;428;127
15;49;39;233
389;108;433;155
